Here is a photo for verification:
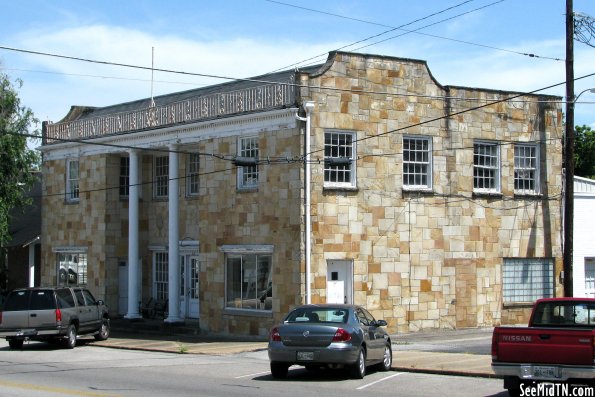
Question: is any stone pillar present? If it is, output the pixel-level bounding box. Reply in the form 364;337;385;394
165;144;182;323
125;150;141;319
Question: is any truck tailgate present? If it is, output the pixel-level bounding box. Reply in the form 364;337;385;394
494;327;594;365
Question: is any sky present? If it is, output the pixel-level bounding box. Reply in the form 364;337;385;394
1;0;594;149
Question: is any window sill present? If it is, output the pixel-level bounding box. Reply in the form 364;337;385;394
472;191;502;198
223;308;273;318
237;186;258;193
64;199;80;205
513;192;542;199
323;185;358;193
402;187;434;195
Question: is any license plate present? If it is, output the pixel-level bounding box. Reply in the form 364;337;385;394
533;366;559;379
16;329;37;337
297;351;314;361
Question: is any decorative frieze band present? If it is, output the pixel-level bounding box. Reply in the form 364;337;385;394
44;78;296;144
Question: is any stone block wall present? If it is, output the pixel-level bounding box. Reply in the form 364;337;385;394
300;52;563;333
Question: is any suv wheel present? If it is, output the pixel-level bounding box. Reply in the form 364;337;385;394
8;339;23;350
64;324;77;349
94;318;110;341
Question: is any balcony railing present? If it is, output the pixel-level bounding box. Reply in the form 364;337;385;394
44;79;296;144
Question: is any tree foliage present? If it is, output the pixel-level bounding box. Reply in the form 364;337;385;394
574;125;595;179
0;71;40;246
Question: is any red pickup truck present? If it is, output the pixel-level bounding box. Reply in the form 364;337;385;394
492;298;595;396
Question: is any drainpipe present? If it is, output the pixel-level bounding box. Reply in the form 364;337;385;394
296;102;315;304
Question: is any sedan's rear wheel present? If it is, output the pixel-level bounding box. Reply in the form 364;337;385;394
270;362;289;379
378;343;392;371
349;348;366;379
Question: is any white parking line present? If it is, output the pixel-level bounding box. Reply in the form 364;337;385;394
235;371;272;379
356;372;406;390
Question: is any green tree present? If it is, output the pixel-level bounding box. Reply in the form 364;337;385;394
0;71;40;246
575;125;595;179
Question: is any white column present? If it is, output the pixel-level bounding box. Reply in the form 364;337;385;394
28;243;36;287
165;144;182;323
125;150;141;319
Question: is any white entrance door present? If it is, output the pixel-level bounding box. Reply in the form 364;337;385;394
327;260;353;304
180;255;200;318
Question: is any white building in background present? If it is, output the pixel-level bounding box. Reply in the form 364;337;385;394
572;176;595;297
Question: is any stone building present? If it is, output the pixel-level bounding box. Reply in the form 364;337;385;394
40;51;563;336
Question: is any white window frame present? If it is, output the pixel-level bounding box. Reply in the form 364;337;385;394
66;159;80;202
514;143;540;195
473;141;500;193
503;258;554;304
54;248;88;287
221;245;273;312
324;130;357;189
186;153;200;196
403;135;432;190
153;155;169;199
237;136;259;190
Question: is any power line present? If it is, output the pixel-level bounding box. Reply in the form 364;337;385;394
269;0;489;72
13;72;590;201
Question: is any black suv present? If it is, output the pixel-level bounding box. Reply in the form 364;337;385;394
0;287;110;349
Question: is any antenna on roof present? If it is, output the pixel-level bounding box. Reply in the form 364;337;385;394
150;47;155;108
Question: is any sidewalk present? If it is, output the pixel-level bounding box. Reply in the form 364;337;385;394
92;320;497;378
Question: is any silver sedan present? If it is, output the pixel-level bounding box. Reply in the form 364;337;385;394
267;304;392;379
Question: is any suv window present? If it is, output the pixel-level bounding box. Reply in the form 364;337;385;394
81;289;97;306
30;290;56;310
73;289;86;306
56;288;75;308
3;290;31;311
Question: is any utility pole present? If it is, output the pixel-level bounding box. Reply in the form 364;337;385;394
563;0;574;297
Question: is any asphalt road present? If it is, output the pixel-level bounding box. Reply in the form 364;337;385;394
0;337;506;397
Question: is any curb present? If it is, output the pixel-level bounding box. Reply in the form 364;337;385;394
391;366;501;379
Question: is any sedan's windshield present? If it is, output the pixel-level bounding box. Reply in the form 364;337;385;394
285;308;349;324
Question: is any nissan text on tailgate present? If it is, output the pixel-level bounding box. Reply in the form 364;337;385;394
492;298;595;396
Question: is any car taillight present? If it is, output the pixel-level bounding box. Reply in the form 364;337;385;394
55;308;62;323
491;330;498;361
270;327;281;342
332;328;352;342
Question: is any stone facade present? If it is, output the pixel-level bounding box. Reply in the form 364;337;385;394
40;51;563;336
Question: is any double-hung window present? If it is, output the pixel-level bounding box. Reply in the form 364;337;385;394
153;251;168;302
154;156;169;199
119;156;130;198
66;159;80;202
403;136;432;190
503;258;553;303
473;141;500;193
186;153;200;196
237;137;259;189
324;130;356;188
223;246;272;311
514;143;539;194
